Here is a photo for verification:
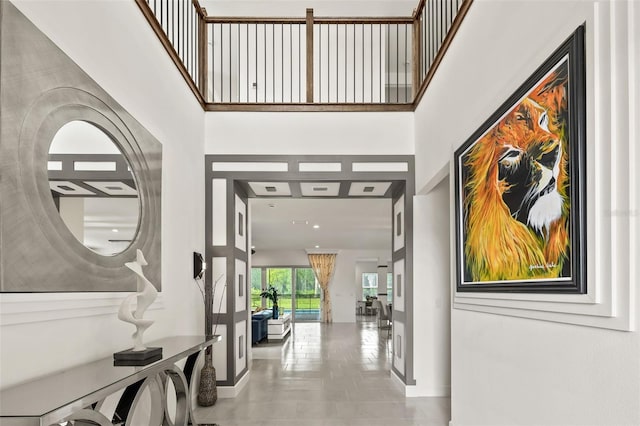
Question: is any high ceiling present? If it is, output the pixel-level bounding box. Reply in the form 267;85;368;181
200;0;418;17
250;198;391;251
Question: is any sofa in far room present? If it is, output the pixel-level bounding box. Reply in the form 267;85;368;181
251;310;272;344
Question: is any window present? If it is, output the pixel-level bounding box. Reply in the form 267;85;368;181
250;266;320;320
362;272;378;299
266;268;292;312
295;268;321;321
387;272;393;304
251;267;262;309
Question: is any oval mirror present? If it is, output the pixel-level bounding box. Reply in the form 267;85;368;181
47;121;140;256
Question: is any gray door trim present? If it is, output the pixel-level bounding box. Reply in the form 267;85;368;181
205;154;415;386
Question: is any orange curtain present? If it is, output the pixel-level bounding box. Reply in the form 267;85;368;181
308;253;337;323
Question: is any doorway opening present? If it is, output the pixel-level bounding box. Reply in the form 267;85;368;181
250;196;393;325
205;155;415;387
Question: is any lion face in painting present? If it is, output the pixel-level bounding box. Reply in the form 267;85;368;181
462;69;570;282
497;98;564;238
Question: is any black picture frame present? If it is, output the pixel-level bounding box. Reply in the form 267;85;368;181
454;25;586;293
193;251;205;280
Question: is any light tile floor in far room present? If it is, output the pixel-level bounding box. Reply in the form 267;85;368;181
193;317;450;426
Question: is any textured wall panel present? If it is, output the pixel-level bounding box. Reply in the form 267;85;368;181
0;3;162;292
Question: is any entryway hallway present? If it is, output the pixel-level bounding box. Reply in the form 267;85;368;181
193;319;450;425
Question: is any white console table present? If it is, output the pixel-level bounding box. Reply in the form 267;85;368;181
0;335;220;426
268;312;291;341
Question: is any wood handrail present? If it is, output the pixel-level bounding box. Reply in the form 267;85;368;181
205;103;414;112
204;16;412;25
137;0;474;111
314;17;413;25
412;0;427;20
411;0;474;109
134;0;205;108
192;0;206;18
205;17;306;24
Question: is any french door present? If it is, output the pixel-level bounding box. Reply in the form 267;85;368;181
251;266;320;321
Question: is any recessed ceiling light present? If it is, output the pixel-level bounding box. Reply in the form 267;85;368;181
112;228;119;233
315;245;320;248
313;224;320;229
251;245;256;249
292;220;309;225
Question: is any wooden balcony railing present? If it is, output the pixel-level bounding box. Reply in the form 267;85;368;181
135;0;473;111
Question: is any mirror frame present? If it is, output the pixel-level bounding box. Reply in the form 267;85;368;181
1;87;162;292
0;1;162;292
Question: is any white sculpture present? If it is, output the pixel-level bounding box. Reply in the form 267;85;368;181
118;249;157;351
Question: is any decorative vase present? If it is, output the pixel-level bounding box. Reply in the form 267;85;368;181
272;305;279;319
197;349;217;406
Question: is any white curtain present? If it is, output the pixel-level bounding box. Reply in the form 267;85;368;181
308;253;337;323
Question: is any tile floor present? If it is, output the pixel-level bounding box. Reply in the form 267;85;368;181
193;318;450;426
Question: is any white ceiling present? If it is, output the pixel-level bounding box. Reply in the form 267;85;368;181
250;197;391;251
201;1;417;17
58;197;139;256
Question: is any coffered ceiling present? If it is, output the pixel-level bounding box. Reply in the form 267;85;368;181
242;180;398;198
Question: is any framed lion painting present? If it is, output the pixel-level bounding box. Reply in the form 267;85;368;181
454;26;586;293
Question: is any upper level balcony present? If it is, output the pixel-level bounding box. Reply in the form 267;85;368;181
136;0;473;111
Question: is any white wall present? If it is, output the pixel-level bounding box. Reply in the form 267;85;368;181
252;249;390;322
1;0;205;388
414;0;639;424
411;178;451;397
205;111;413;155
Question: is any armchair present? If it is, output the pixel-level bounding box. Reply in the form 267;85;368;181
373;300;391;338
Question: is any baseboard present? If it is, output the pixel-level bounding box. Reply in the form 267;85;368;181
216;370;251;398
405;384;451;397
390;369;407;394
390;371;451;397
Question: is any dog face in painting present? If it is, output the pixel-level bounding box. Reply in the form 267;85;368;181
462;68;570;282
